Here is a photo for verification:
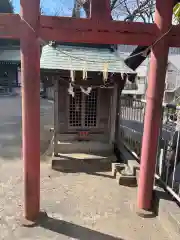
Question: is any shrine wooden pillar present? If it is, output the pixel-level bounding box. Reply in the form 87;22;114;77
20;0;40;220
138;0;174;210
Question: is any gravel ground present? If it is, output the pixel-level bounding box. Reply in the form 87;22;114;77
0;161;170;240
0;96;170;240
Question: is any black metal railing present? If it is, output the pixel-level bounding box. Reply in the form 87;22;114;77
118;96;180;203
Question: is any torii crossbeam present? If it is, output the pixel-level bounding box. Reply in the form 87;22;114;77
0;0;177;220
1;2;180;46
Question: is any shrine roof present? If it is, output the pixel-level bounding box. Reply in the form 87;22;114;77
40;44;135;73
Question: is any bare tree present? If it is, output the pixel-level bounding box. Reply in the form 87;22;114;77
40;0;68;16
72;0;81;17
40;0;155;22
111;0;155;22
74;0;155;22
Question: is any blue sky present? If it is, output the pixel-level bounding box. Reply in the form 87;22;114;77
12;0;74;16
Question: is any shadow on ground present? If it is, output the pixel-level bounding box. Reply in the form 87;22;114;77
32;212;125;240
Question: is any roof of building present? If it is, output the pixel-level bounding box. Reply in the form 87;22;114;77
0;47;20;63
40;44;135;73
0;43;180;75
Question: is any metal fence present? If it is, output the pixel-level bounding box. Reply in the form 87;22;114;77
119;97;145;157
119;96;180;203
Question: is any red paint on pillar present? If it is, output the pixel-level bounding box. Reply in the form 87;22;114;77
138;0;174;210
91;0;111;20
20;0;40;220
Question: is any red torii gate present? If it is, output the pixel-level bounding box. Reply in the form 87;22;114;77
0;0;178;220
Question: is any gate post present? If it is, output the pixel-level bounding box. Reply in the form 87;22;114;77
138;0;174;210
54;78;59;157
20;0;40;220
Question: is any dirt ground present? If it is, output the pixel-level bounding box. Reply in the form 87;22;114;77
0;96;170;240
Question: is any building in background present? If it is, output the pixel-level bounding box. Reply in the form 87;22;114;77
0;45;20;95
164;55;180;103
118;45;180;103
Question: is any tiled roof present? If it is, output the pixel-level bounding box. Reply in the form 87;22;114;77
40;44;135;73
0;44;180;74
0;48;20;62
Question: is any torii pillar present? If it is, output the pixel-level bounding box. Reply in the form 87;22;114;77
20;0;40;220
138;0;174;210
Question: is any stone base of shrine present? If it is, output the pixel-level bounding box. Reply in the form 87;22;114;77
51;153;116;173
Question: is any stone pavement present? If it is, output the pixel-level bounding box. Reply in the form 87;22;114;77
0;96;54;160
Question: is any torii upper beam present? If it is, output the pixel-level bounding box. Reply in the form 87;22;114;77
0;0;180;47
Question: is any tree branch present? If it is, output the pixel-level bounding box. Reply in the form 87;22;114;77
124;0;153;22
111;0;125;10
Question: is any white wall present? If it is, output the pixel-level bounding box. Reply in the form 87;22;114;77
165;63;180;92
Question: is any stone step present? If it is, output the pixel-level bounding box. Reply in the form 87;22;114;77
57;133;109;142
52;153;116;173
112;164;137;187
56;141;113;154
116;171;137;187
119;144;140;177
